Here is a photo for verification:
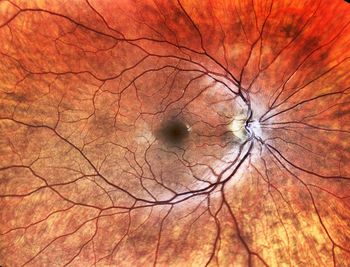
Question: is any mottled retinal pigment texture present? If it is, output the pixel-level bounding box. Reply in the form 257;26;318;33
0;0;350;266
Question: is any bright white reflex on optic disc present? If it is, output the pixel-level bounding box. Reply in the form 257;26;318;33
248;119;262;138
229;113;262;141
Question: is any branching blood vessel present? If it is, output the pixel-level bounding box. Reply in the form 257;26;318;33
0;0;350;266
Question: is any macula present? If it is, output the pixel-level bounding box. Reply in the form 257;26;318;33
0;0;350;266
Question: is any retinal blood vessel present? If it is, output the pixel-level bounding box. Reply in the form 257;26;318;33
0;1;350;267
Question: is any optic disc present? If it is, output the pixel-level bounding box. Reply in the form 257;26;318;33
245;119;262;139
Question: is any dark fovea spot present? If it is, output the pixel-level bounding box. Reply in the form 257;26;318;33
157;119;190;146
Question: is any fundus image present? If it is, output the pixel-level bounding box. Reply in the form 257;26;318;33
0;1;350;266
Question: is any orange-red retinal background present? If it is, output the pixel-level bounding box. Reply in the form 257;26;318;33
1;0;350;266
